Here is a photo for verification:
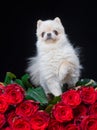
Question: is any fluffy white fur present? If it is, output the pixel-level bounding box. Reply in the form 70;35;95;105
27;17;82;96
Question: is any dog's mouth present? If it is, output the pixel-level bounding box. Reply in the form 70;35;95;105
46;37;53;40
46;35;56;41
44;33;57;42
45;38;57;44
45;37;56;42
45;33;54;41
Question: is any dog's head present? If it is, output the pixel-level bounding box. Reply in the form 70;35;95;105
36;17;66;44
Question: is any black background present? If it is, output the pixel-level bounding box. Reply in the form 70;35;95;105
0;1;97;81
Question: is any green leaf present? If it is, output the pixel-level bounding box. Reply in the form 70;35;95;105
4;72;16;85
48;96;61;105
45;104;53;113
45;96;61;113
21;74;32;88
90;80;97;87
76;78;97;87
76;79;90;86
15;79;25;88
25;87;48;105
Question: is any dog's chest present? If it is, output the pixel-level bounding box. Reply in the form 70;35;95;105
39;49;65;69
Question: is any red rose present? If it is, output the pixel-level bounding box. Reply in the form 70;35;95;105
0;113;6;128
89;102;97;115
65;124;80;130
0;83;5;95
95;89;97;99
30;111;50;130
48;118;65;130
61;89;81;108
2;127;12;130
12;118;31;130
0;95;9;113
73;104;87;119
5;84;25;105
81;115;97;130
52;102;73;123
74;118;83;126
79;87;96;104
7;111;18;125
16;100;39;119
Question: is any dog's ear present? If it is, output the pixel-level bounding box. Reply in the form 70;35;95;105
37;20;42;28
54;17;61;24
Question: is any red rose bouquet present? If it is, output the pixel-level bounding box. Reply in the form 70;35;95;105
0;72;97;130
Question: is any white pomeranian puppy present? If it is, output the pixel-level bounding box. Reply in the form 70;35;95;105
27;17;82;96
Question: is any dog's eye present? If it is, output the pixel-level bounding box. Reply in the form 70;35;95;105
41;32;45;37
53;30;58;35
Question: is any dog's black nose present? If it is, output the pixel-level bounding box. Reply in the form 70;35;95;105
47;33;51;37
